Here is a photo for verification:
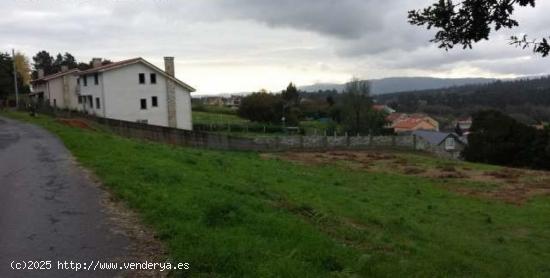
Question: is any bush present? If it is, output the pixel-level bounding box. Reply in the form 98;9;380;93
462;110;550;169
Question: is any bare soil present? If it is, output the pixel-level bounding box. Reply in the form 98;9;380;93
265;150;550;205
57;118;96;130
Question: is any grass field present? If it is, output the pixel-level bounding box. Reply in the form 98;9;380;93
3;111;550;277
192;111;250;125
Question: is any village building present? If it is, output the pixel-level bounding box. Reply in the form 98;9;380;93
30;57;195;130
30;66;80;109
413;130;466;159
386;113;439;133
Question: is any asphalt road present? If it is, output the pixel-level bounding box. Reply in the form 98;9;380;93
0;116;131;277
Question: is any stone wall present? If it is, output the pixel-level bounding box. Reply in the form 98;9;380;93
34;109;463;158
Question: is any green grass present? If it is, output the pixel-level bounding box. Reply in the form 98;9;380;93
4;111;550;277
192;111;250;125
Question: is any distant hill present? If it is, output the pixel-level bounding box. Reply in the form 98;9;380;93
300;77;497;95
375;76;550;124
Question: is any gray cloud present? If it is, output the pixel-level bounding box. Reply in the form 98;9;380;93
1;0;549;93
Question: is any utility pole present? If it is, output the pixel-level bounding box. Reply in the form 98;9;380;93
12;49;20;108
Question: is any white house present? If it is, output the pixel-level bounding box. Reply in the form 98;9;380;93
30;66;80;109
31;57;195;130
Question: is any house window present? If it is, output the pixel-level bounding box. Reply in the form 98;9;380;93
83;75;88;86
78;96;82;104
152;96;158;107
150;73;157;84
94;73;99;85
140;98;147;110
136;119;148;124
139;73;145;84
95;97;100;109
445;137;456;150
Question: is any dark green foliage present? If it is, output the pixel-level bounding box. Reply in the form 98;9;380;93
377;76;550;123
463;110;550;169
409;0;549;57
32;50;55;76
32;50;111;78
238;91;285;124
0;52;14;98
282;82;300;106
340;79;387;135
0;52;29;100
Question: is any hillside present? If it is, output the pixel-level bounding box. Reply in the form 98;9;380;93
4;111;550;277
376;76;550;122
300;77;497;95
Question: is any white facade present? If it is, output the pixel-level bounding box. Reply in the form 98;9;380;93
30;70;80;110
31;57;195;130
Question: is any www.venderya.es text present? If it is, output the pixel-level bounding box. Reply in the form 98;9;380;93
10;260;189;272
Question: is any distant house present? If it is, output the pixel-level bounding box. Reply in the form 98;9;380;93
413;130;466;159
31;57;196;130
223;95;242;109
389;113;439;133
455;117;473;134
203;97;225;107
372;104;396;114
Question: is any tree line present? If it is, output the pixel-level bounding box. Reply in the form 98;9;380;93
31;50;112;79
237;79;390;135
377;76;550;125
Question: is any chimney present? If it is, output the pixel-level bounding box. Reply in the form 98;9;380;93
164;56;177;128
38;69;44;79
92;58;102;68
61;65;68;72
164;57;174;77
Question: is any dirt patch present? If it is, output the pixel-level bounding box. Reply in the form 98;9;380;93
266;150;550;205
455;181;550;205
57;118;96;130
484;168;523;181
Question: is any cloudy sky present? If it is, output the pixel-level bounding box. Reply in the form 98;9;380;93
2;0;549;94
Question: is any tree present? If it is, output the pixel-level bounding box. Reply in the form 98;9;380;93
409;0;549;57
282;82;300;106
14;52;31;86
0;52;13;99
340;79;374;134
63;52;78;69
32;50;54;77
462;110;550;169
238;90;284;124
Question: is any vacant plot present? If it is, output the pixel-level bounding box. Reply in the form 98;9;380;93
4;111;550;277
270;151;550;205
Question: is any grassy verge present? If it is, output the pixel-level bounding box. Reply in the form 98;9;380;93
192;111;249;125
3;111;550;277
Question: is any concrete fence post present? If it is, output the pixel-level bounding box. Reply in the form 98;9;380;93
369;134;373;146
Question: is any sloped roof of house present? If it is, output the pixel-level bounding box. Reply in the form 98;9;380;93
31;69;80;83
387;113;405;123
372;105;385;111
413;130;464;145
393;118;429;129
78;57;196;92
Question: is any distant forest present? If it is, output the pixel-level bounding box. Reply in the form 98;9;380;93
375;76;550;126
